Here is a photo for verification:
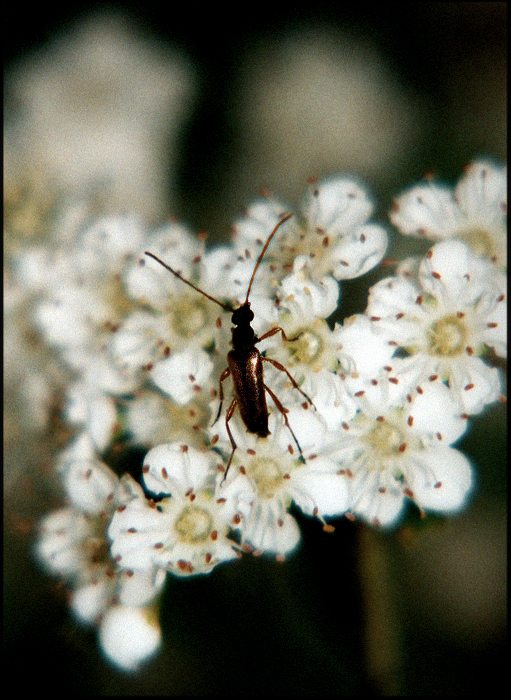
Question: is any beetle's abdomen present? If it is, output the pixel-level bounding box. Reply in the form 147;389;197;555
227;348;269;437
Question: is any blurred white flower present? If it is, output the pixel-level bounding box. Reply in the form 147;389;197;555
124;390;209;449
37;434;165;627
5;11;196;221
99;604;162;672
226;29;423;206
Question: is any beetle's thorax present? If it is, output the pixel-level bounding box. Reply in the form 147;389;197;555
230;302;257;351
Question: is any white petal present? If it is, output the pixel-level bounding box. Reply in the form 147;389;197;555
56;431;97;472
143;443;214;496
419;240;490;303
332;224;388;280
108;498;172;570
71;578;113;624
125;223;198;308
305;177;374;232
79;216;144;264
36;508;91;576
233;197;290;248
335;314;395;377
481;290;507;358
64;458;118;514
280;267;339;319
14;246;52;292
304;370;357;430
448;360;502;415
366;275;424;329
348;471;405;527
243;506;301;556
99;605;162;672
390;183;461;238
455;161;507;224
407;447;473;513
117;568;166;607
110;311;164;371
269;407;330;457
115;473;147;505
291;463;348;516
405;382;468;444
86;395;118;451
150;348;213;405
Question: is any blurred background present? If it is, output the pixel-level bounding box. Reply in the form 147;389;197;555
4;2;506;695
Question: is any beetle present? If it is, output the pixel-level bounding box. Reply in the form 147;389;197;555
145;213;315;481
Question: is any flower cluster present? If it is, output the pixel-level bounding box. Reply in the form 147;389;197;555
12;162;506;671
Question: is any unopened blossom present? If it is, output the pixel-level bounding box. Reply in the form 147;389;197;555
99;604;162;672
109;443;238;576
390;160;507;269
366;240;506;414
215;409;348;556
334;382;472;527
232;177;388;284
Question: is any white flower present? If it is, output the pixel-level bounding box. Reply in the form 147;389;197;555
112;229;230;372
3;269;64;436
390;160;507;269
109;444;238;576
37;438;165;625
215;410;348;556
233;177;387;284
366;240;506;414
334;382;473;527
98;605;162;672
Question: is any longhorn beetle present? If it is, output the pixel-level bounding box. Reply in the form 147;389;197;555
145;213;315;481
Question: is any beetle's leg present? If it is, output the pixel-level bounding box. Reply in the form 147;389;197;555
212;367;231;426
263;383;306;464
261;356;316;409
221;398;238;484
257;326;302;343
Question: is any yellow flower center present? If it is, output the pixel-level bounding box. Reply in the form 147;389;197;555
426;314;467;357
169;297;209;339
365;420;404;459
285;319;330;371
174;505;213;544
248;457;284;499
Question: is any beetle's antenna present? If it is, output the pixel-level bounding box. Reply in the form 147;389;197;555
144;252;233;312
245;213;292;304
